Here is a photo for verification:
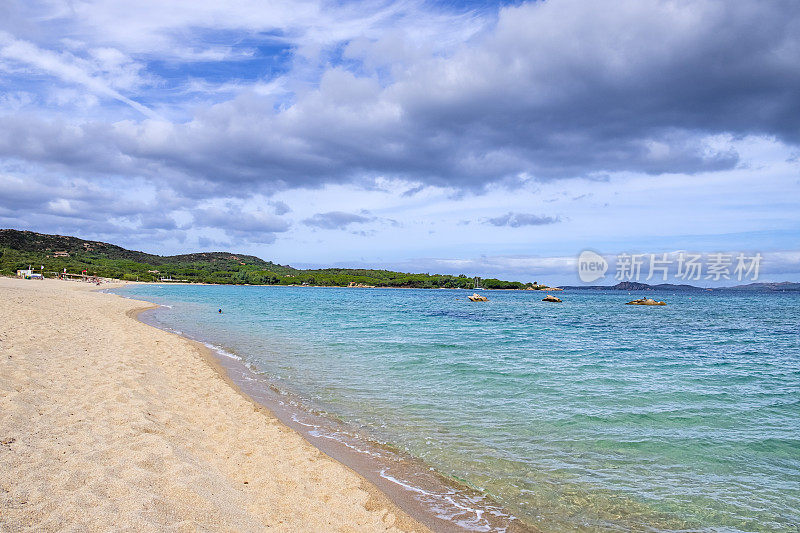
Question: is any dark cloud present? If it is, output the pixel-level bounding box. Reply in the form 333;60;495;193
0;207;190;252
0;170;290;247
0;172;167;222
302;211;375;230
196;235;230;249
485;212;560;227
138;215;180;231
0;1;797;199
401;184;425;197
269;200;292;215
193;206;291;243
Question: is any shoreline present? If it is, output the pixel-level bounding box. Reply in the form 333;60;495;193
129;295;533;532
0;277;426;531
126;281;556;292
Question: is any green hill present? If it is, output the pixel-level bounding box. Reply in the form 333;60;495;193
0;229;530;288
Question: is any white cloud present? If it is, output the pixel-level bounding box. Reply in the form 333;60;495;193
0;31;159;118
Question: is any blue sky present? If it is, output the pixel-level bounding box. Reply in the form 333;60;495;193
0;0;799;284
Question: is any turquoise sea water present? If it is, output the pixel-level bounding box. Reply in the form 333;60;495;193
115;285;800;531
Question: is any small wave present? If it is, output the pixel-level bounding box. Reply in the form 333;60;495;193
308;430;384;457
379;469;438;497
378;469;495;532
290;414;319;429
202;342;242;361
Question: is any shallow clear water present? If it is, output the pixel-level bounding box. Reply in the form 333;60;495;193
115;285;800;531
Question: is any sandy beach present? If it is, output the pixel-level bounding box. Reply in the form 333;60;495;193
0;277;425;532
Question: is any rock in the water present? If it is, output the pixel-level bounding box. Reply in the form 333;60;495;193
625;297;666;306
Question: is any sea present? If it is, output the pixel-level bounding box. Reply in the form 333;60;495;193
112;284;800;532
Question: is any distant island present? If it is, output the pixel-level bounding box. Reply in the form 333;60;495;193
559;281;800;292
0;229;551;289
560;281;707;291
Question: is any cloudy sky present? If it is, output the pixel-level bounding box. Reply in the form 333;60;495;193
1;0;799;284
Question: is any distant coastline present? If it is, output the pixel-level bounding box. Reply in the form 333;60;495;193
558;280;800;291
1;228;539;290
4;228;797;292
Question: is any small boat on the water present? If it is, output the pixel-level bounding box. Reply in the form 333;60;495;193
542;294;562;303
468;293;488;302
625;297;666;306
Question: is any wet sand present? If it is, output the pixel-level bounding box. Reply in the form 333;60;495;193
0;277;426;532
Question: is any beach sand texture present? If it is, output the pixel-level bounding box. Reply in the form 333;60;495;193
0;277;426;532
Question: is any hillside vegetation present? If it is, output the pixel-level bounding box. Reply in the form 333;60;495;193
0;229;533;289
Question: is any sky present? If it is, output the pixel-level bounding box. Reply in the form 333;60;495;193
0;0;799;285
